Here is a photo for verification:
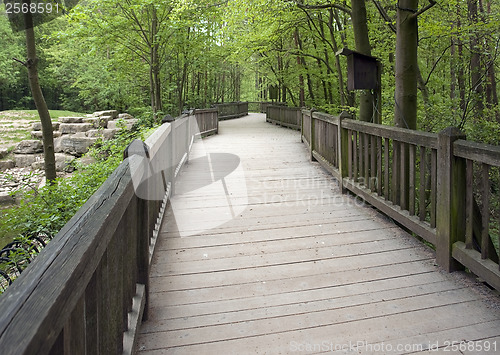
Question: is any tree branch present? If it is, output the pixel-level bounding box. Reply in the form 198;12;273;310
12;57;27;67
372;0;396;34
290;1;352;15
412;0;437;19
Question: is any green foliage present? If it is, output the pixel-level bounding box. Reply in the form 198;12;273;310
0;124;151;245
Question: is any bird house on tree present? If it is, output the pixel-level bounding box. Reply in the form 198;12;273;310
336;48;380;91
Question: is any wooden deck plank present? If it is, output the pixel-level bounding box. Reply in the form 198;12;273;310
136;114;500;354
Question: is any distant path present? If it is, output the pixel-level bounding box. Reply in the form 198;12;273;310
137;113;500;354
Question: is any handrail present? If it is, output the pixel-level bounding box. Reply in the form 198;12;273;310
0;110;218;354
267;105;500;292
213;102;248;120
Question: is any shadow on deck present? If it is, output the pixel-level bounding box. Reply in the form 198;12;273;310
137;114;500;354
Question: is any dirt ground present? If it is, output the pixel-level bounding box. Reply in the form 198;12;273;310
0;111;38;151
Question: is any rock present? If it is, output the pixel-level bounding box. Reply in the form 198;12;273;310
0;148;8;159
0;192;15;206
55;136;97;156
59;123;94;135
0;160;15;170
30;153;75;172
84;116;109;128
57;153;76;172
107;119;138;130
118;113;134;120
32;122;60;131
14;140;43;154
77;155;97;166
31;131;61;139
93;110;118;119
59;116;83;123
14;154;43;168
86;128;118;140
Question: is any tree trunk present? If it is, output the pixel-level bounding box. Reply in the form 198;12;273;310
394;0;419;130
24;12;56;183
483;0;499;122
351;0;374;122
293;29;305;107
330;9;346;107
468;0;484;118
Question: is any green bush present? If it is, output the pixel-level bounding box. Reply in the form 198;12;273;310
0;123;155;252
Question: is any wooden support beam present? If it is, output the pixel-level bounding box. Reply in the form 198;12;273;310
436;127;466;272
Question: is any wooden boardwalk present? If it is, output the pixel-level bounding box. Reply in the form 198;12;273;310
137;114;500;354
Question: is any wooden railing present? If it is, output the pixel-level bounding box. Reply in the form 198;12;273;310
268;105;500;291
266;106;301;130
213;102;248;120
0;110;218;354
248;101;286;113
194;108;218;137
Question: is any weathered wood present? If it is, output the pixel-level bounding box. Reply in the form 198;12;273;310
384;138;389;200
436;127;466;272
400;142;408;211
481;163;490;259
370;134;376;191
342;118;438;149
465;159;474;249
419;147;426;221
453;242;500;291
430;149;437;228
63;296;85;354
338;115;349;192
409;144;416;215
0;110;212;354
137;115;500;354
347;129;353;179
364;132;369;187
453;139;500;166
353;131;358;182
377;136;382;195
392;141;400;205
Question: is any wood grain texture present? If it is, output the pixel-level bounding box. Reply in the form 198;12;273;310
137;114;500;354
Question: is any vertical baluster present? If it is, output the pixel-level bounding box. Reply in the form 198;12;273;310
431;149;437;228
392;141;400;205
419;147;426;221
348;129;353;179
482;163;490;259
63;297;86;354
364;133;369;188
370;135;376;192
99;251;111;354
465;159;474;249
85;270;99;355
353;131;358;182
334;122;338;167
400;142;408;211
377;136;382;195
358;132;363;182
384;138;390;200
409;144;416;215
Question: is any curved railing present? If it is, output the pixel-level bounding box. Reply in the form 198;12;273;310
267;105;500;292
0;109;220;354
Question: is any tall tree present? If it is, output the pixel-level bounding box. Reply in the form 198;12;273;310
351;0;374;122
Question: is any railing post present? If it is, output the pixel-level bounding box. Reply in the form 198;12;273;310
310;109;316;161
136;191;150;321
436;127;466;272
338;112;349;193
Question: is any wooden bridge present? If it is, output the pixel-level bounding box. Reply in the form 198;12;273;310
1;103;500;354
